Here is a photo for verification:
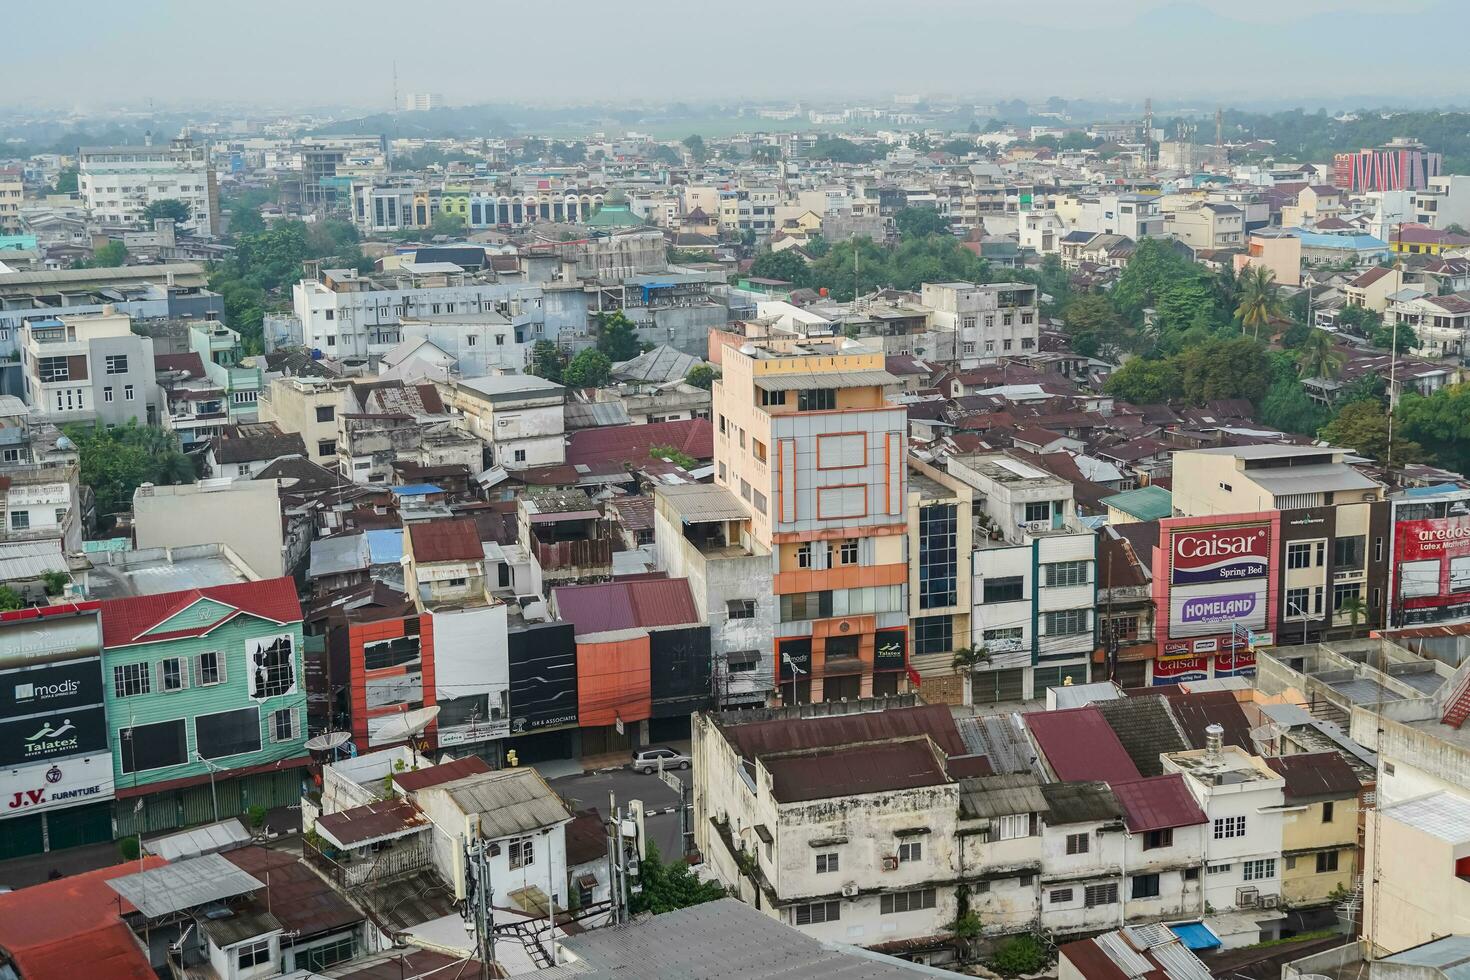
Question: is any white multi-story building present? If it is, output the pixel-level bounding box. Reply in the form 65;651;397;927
78;138;219;236
438;374;566;471
0;168;21;233
19;309;158;427
920;281;1039;367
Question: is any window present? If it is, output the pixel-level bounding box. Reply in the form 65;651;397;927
815;852;839;874
983;627;1024;651
104;354;129;374
118;718;187;773
796;543;813;569
1065;832;1089;855
1023;501;1052;523
839;539;859;565
760;389;786;407
37;356;69;382
1316;850;1339;874
1213;816;1246;839
1044;561;1090;587
727;650;758;673
1322;801;1335;823
918;503;958;608
509;837;535;869
753;490;767;514
727;599;756;620
159;657;186;692
1049;889;1074;904
1044;609;1089;636
315;405;335;423
300;936;355;971
124;384;134;400
1084;883;1118;907
114;662;151;697
1333;583;1361;613
1285;587;1319;618
1286;541;1315;569
793;901;840;925
103;386;114;403
1207;863;1233;875
317;439;336;458
271;708;296;743
897;840;922;863
1334;535;1365;569
880;888;936;914
513;449;527;463
1131;874;1161;899
196;651;223;686
913;616;953;656
1242;859;1276;881
9;511;28;531
196;707;262;760
982;576;1024;603
797;388;836;411
993;813;1030;841
753;439;767;463
237;939;272;970
1184;867;1200;880
1144;828;1173;850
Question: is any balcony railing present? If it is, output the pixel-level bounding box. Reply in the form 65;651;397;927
302;831;432;891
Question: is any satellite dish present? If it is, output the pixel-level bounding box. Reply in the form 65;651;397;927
305;731;352;754
375;706;440;744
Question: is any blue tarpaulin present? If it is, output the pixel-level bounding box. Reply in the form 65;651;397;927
1169;922;1221;951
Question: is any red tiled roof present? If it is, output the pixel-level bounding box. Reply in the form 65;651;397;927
552;578;700;636
565;418;713;467
405;517;484;563
0;857;166;980
98;576;302;649
1025;706;1141;783
394;754;492;792
1110;773;1207;832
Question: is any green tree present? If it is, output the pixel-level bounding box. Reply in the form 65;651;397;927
530;340;564;382
628;841;726;915
595;311;642;361
682;134;707;164
1340;594;1369;638
83;241;128;268
991;935;1048;976
1398;383;1470;474
1321;399;1424;465
1105;357;1183;403
68;421;194;530
1178;337;1274;404
142;198;191;227
1370;319;1418;351
564;348;612;388
1295;328;1345;379
894;207;950;240
685;364;720;390
809;137;881;164
228;204;266;235
430;211;467;237
1261;379;1329;436
649;445;698;470
0;587;22;612
1061;294;1127;358
1235;265;1285;341
748;249;810;286
53;167;79;195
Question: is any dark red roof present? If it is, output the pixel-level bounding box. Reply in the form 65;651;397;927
720;703;967;761
98;575;302;649
1155;689;1254;751
552;578;700;635
406;517;484;563
316;798;428;848
394;754;492;792
1266;752;1362;801
565;418;713;467
566;808;607;866
766;739;950;803
0;857;166;980
154;351;207;376
1110;773;1207;832
222;846;362;937
1025;707;1141;783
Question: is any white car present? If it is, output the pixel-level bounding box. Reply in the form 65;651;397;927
632;747;691;774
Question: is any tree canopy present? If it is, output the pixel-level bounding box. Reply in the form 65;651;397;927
595;311;642;361
894;207;951;240
748;249;811;287
1321;399;1424;465
809;137;881;164
68;422;194;530
685;364;720;390
628;842;726;915
563;348;612;388
142;198;191;227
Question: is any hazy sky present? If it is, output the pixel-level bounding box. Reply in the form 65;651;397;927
5;0;1463;111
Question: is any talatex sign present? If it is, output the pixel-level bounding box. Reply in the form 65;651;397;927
874;629;907;670
0;705;108;767
1170;525;1270;585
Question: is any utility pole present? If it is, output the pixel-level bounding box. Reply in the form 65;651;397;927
464;837;495;978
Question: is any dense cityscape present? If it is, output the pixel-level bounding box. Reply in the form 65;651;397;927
3;7;1470;980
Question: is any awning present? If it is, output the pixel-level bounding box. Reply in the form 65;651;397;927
753;369;900;391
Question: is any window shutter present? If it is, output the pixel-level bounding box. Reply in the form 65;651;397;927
190;656;200;687
218;652;228;685
178;659;189;690
155;661;164;691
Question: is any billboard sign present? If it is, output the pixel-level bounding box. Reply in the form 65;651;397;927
1214;650;1257;677
433;605;510;746
1;753;113;816
0;658;105;716
1395;515;1470;622
508;623;578;733
874;629;907;670
0;608;102;669
1169;580;1268;638
0;705;108;767
1170;525;1270;585
1152;655;1210;685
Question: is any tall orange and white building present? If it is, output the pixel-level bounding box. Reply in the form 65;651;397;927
712;339;909;703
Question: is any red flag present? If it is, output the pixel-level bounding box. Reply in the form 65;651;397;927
905;666;922;687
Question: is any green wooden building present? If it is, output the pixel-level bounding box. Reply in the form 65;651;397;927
98;577;310;837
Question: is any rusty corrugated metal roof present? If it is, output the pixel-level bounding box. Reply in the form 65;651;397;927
1025;706;1141;783
720;703;967;762
552;578;700;636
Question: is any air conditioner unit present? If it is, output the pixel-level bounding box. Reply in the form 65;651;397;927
842;882;859;898
1236;886;1259;908
1260;894;1280;910
882;856;899;872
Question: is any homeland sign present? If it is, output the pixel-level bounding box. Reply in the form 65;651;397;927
1169;580;1268;638
1170;525;1270;585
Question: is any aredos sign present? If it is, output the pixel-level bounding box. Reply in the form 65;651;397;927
1171;525;1270;585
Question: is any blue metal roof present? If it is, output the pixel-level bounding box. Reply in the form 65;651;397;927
1169;922;1221;951
1404;482;1469;498
366;528;404;565
389;484;443;496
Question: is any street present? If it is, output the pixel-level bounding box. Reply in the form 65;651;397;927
547;764;693;861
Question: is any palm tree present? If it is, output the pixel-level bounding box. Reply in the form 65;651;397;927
1339;594;1369;638
1213;264;1242;313
1295;327;1346;380
1235;265;1284;341
951;645;990;704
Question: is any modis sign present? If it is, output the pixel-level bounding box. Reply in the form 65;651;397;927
1170;525;1270;585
